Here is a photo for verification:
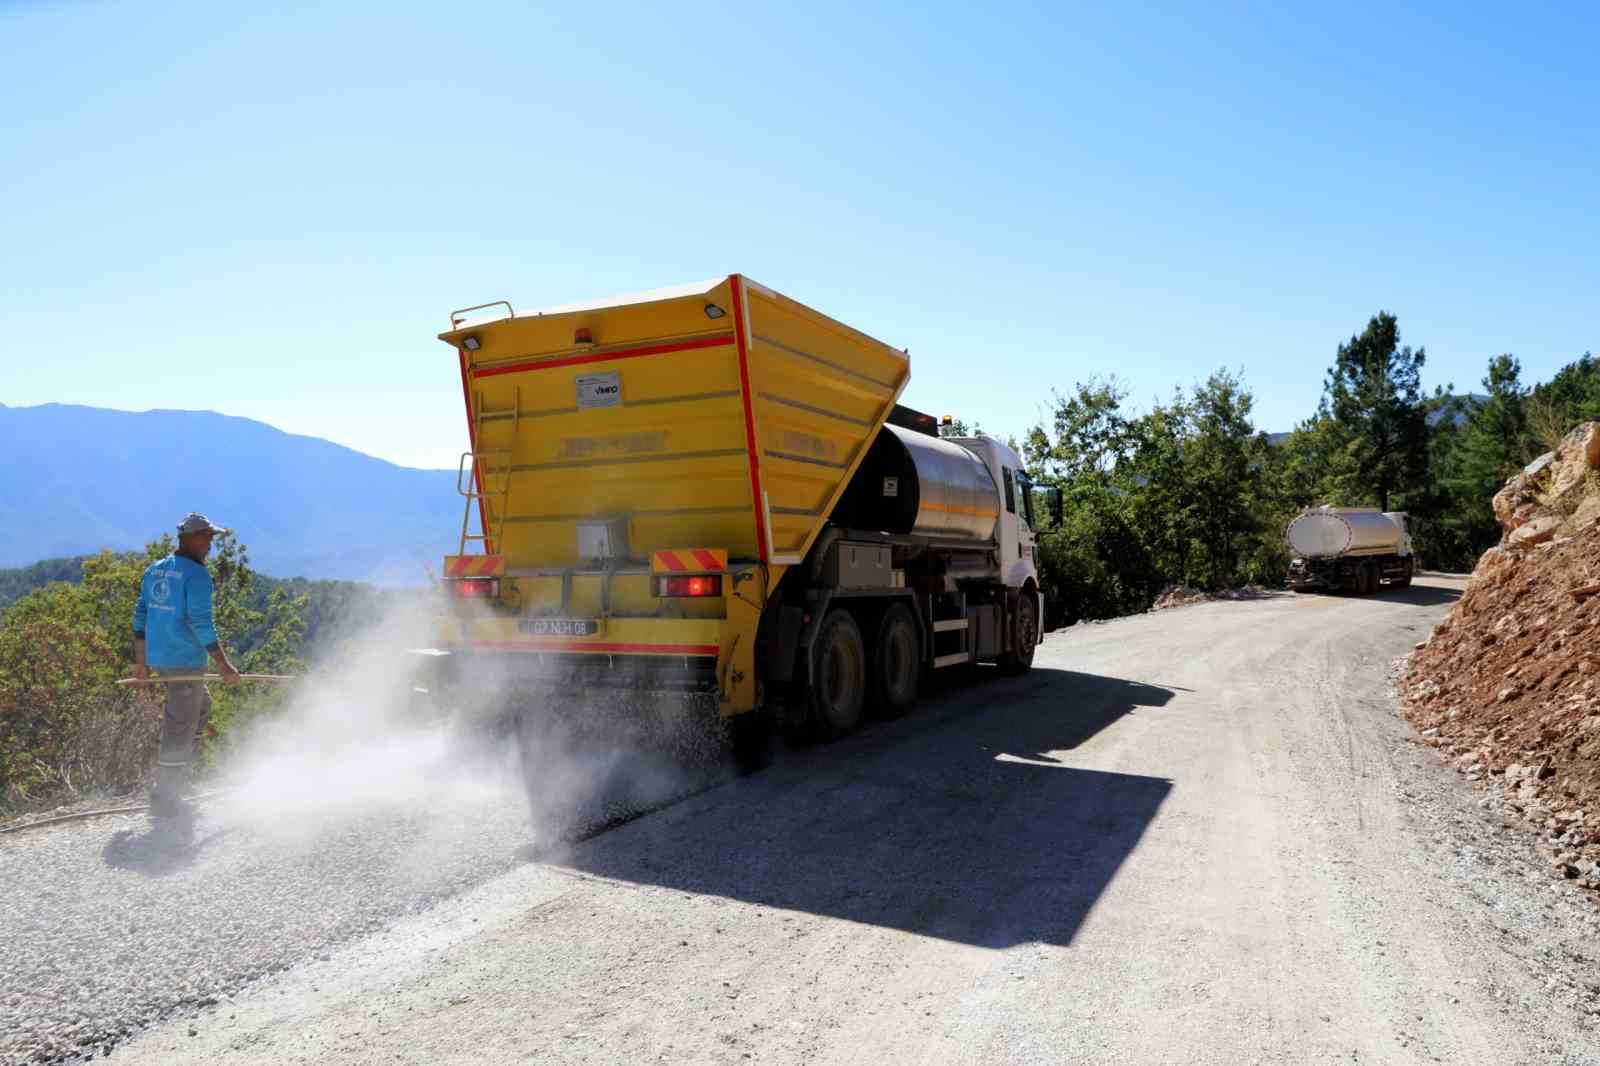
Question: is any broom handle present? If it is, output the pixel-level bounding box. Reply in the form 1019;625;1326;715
116;674;297;685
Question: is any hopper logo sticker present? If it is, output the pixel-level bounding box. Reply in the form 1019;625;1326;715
575;371;622;409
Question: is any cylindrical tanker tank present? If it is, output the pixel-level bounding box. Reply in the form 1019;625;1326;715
1286;507;1406;558
832;423;1000;541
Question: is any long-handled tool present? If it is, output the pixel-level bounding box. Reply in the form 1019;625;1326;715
115;674;297;686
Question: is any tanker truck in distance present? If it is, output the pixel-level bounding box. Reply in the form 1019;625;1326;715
1284;507;1414;594
426;275;1058;760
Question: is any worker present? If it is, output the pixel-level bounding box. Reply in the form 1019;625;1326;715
132;513;241;817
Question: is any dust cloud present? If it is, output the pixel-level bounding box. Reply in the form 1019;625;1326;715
207;590;727;862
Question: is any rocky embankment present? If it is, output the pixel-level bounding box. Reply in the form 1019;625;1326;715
1405;422;1600;892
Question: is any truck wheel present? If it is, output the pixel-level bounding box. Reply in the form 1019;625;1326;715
998;593;1038;675
728;709;775;773
808;609;866;740
1392;560;1413;588
870;603;920;719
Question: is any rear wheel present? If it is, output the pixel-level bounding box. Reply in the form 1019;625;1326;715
728;709;774;773
870;603;920;719
807;609;866;740
998;592;1039;675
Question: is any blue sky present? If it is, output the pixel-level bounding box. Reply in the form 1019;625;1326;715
2;1;1594;469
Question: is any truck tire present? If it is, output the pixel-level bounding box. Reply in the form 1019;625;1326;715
728;709;775;773
1358;563;1376;595
808;608;866;740
998;592;1038;675
870;603;920;719
1392;559;1413;588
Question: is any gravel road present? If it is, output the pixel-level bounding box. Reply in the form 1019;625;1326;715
8;575;1600;1064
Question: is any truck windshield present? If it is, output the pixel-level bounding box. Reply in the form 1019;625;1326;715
1017;471;1038;530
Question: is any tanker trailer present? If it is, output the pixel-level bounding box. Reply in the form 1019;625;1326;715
1284;507;1414;594
424;275;1058;771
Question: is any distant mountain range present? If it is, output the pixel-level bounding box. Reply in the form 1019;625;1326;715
0;403;461;581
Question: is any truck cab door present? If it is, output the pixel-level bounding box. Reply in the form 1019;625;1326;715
999;465;1038;589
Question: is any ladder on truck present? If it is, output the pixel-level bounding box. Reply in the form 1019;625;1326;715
930;588;974;669
456;386;523;556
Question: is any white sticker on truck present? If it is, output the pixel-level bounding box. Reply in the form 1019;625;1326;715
575;372;622;409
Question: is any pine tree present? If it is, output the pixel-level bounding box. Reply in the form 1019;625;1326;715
1323;312;1429;512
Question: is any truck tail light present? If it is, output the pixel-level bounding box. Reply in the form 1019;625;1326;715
656;575;722;598
450;577;500;599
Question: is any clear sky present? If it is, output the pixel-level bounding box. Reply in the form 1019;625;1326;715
2;1;1594;469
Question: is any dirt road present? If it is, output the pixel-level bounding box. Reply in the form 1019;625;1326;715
38;578;1600;1063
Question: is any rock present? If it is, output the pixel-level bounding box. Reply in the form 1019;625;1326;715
1524;451;1557;481
1497;686;1521;703
1493;476;1531;530
1410;679;1442;701
1510;516;1562;547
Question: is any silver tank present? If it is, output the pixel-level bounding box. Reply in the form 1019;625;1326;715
1286;507;1407;558
833;423;1001;542
884;424;1000;540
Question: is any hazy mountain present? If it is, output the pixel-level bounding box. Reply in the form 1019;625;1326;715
0;403;462;581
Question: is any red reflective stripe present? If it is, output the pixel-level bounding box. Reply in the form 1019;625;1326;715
730;276;768;563
446;641;720;655
458;349;491;554
471;334;735;379
691;549;723;571
445;556;501;577
656;550;687;572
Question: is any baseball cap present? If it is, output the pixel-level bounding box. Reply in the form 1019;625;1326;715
177;513;229;536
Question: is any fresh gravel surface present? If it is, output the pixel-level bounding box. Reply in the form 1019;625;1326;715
0;717;726;1065
0;778;520;1063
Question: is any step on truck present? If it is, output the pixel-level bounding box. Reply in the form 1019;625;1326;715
425;275;1057;760
1284;506;1414;594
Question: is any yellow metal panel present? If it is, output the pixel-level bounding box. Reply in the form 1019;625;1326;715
445;275;908;573
742;281;909;560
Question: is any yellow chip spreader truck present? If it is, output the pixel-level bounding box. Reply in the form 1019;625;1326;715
429;276;1056;761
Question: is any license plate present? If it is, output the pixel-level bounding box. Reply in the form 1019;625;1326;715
519;618;599;637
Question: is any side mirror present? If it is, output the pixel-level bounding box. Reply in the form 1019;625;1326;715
1046;487;1063;530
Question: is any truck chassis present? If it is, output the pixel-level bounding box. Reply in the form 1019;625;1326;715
1286;552;1413;594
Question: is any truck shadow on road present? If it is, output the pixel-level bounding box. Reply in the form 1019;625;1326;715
557;668;1175;949
1303;583;1462;607
1373;583;1462;607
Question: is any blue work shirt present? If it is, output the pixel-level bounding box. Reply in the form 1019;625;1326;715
132;553;220;669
